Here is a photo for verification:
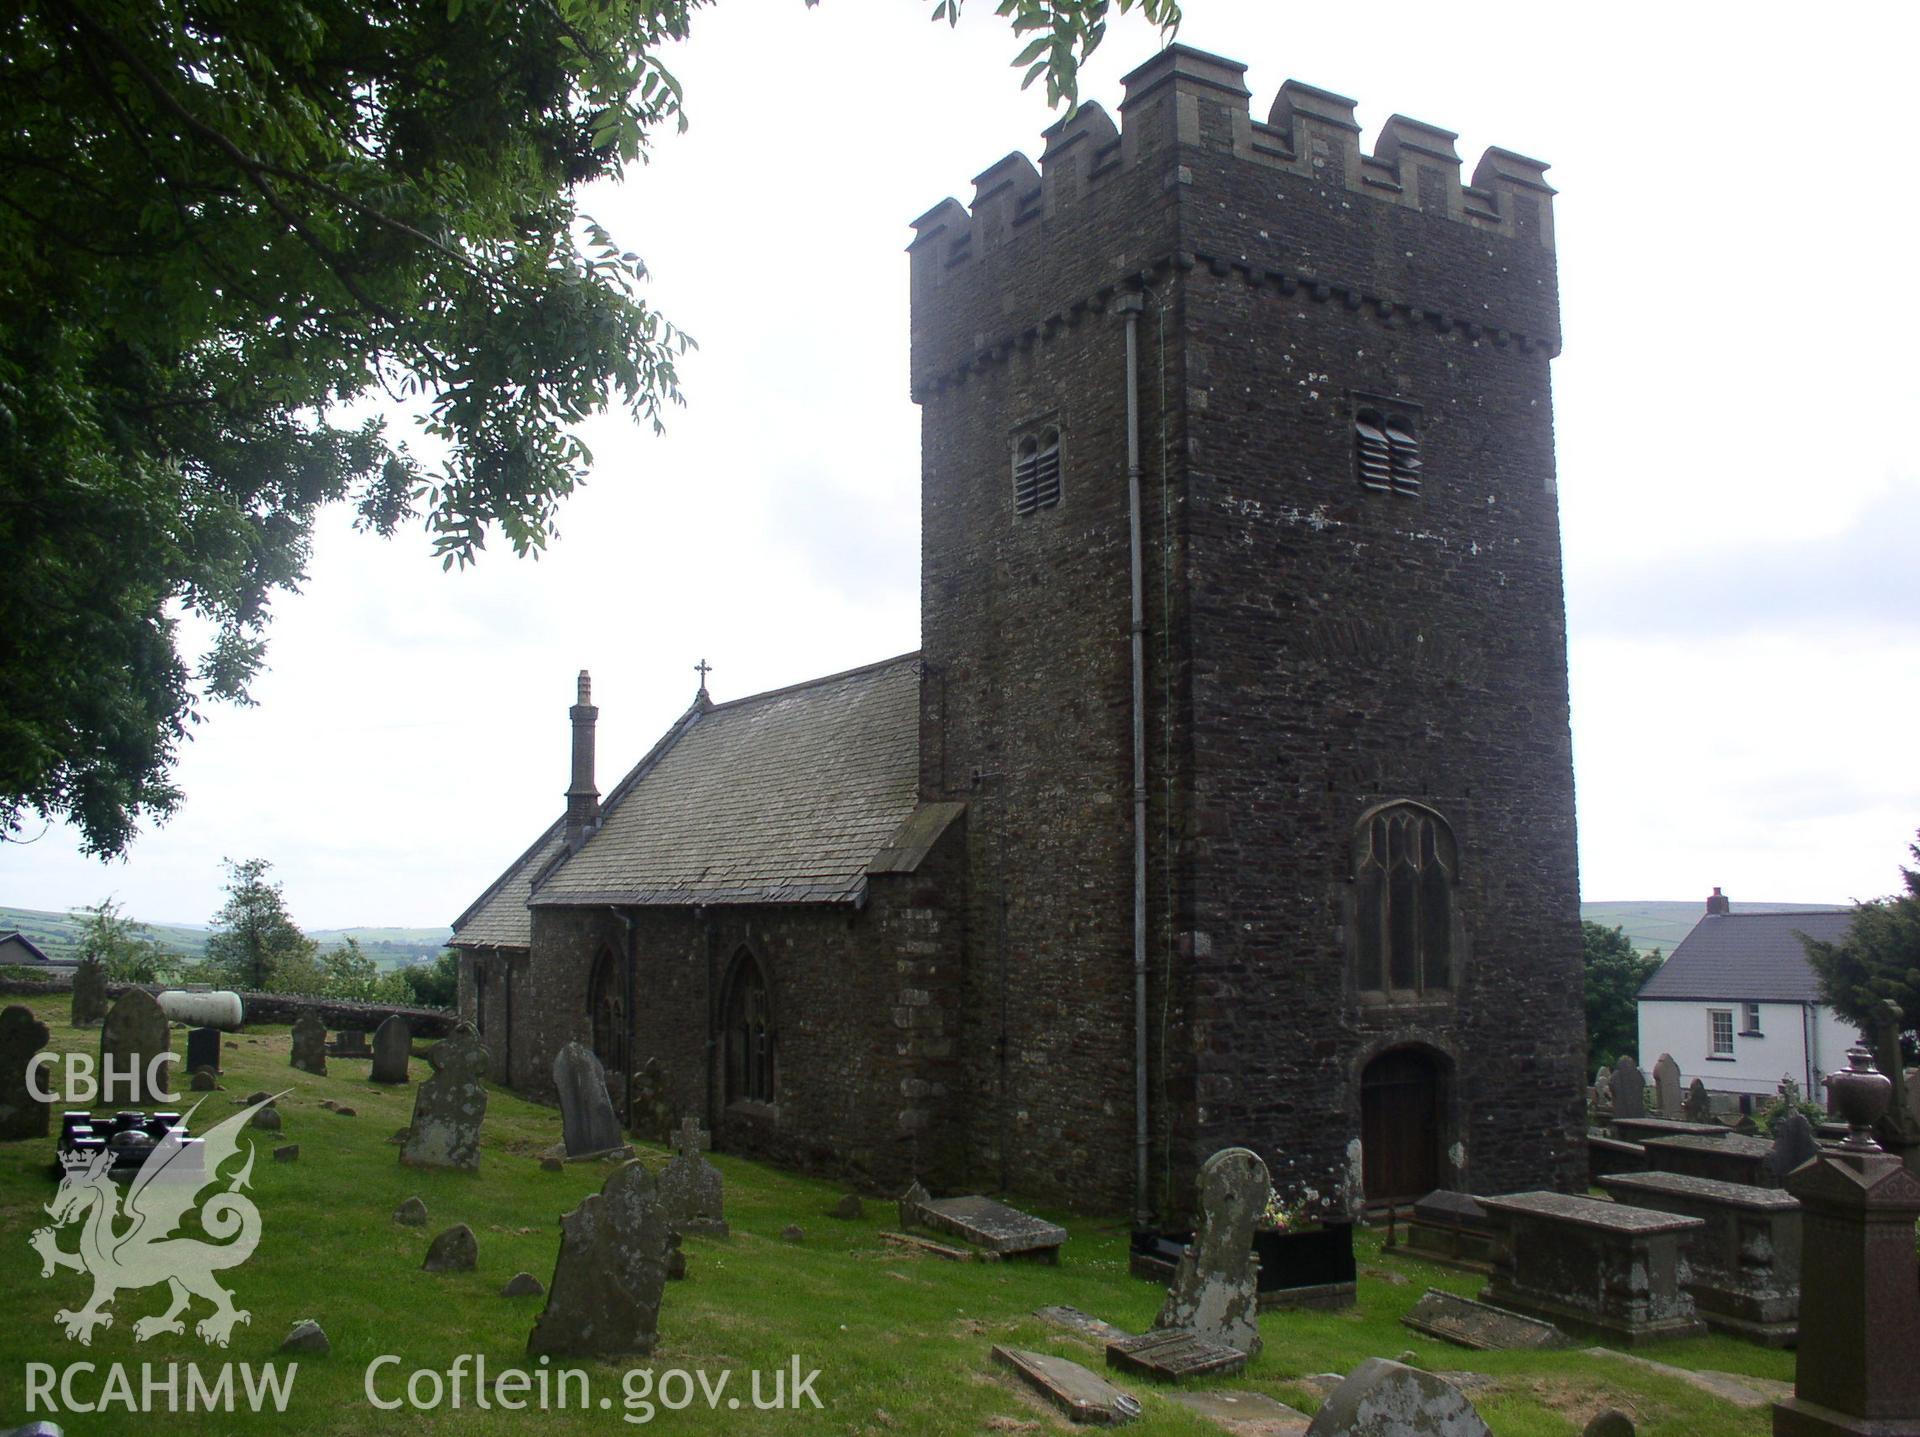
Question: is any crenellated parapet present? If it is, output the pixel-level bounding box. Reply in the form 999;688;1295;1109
909;45;1556;397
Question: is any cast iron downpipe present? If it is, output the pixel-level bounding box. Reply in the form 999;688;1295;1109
612;906;636;1130
1118;290;1150;1229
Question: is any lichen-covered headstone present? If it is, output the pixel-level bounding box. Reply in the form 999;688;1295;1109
423;1223;477;1272
289;1013;327;1076
657;1116;728;1237
400;1029;489;1172
1652;1053;1683;1119
1151;1146;1268;1356
370;1014;411;1085
1612;1055;1646;1120
70;955;109;1027
0;1005;52;1139
1682;1078;1713;1124
528;1159;679;1358
1304;1358;1492;1437
554;1041;624;1157
1593;1069;1614;1114
100;988;172;1105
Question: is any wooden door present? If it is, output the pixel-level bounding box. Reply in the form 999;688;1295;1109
1361;1048;1443;1202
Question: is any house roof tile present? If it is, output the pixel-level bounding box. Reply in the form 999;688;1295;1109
1637;909;1855;1004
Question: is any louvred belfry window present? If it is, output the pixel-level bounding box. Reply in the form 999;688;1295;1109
1012;427;1062;515
1355;404;1421;497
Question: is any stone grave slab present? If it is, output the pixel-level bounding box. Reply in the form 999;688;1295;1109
553;1041;625;1158
289;1013;327;1075
1642;1132;1775;1188
1105;1329;1249;1382
1653;1054;1684;1118
1684;1078;1714;1124
879;1230;988;1262
1166;1390;1309;1436
400;1029;488;1171
528;1159;677;1359
1765;1113;1820;1182
992;1346;1141;1425
1612;1056;1647;1120
1036;1305;1130;1345
328;1028;372;1059
1402;1288;1569;1351
1478;1190;1706;1346
909;1193;1066;1261
1598;1169;1800;1345
1587;1134;1648;1186
1612;1117;1725;1142
1305;1359;1492;1437
656;1116;728;1237
370;1014;412;1084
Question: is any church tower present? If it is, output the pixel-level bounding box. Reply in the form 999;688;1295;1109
910;46;1583;1218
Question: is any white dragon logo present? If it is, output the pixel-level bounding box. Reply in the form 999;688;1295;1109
28;1096;277;1346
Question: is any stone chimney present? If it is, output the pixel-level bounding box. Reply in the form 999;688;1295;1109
1706;886;1731;916
565;670;599;850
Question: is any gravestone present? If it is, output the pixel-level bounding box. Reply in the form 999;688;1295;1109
1766;1113;1820;1182
1773;1139;1920;1437
1683;1079;1713;1125
1594;1069;1614;1114
370;1014;411;1084
289;1013;327;1076
1869;998;1920;1170
528;1159;679;1359
1401;1288;1567;1351
329;1028;372;1058
1613;1055;1647;1120
628;1057;673;1142
554;1041;625;1158
657;1116;728;1237
100;989;173;1105
186;1026;221;1077
1304;1358;1492;1437
400;1029;488;1172
1108;1147;1266;1380
423;1224;477;1272
991;1347;1142;1425
0;1005;53;1140
70;956;109;1027
1653;1054;1684;1119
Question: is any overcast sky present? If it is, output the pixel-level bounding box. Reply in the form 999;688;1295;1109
7;1;1918;930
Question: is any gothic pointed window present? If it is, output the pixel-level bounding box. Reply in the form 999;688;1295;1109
1352;802;1456;999
588;947;626;1082
1012;426;1062;515
722;949;776;1106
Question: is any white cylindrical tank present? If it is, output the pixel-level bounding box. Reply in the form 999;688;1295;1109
158;989;245;1031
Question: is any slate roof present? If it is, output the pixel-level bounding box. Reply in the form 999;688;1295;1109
0;931;56;964
448;818;567;950
1637;910;1855;1004
533;653;924;909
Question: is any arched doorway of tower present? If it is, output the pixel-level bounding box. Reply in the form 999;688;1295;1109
588;946;628;1108
1360;1046;1448;1204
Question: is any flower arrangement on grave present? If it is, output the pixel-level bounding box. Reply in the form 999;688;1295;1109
1256;1190;1310;1233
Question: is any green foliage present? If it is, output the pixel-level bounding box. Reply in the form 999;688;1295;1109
1803;830;1920;1034
399;949;460;1011
0;1;1175;859
203;858;319;993
317;935;410;1003
1753;1092;1826;1137
1583;920;1663;1071
72;897;175;984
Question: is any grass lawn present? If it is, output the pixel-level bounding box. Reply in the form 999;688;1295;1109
0;992;1795;1434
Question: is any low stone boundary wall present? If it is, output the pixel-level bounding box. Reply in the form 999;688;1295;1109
0;975;453;1038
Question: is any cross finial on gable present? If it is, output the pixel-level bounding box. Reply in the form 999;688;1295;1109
694;658;712;695
672;1115;710;1158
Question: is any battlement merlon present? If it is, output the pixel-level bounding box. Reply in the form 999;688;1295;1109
908;43;1555;284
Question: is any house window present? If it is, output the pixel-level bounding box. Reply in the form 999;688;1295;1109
722;949;776;1106
1355;401;1421;497
1709;1009;1735;1057
1741;1002;1763;1037
1012;426;1062;514
1352;802;1456;999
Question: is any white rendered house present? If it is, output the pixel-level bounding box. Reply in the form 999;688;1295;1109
1636;890;1859;1109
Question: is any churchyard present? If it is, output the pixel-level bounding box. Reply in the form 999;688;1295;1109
0;993;1816;1435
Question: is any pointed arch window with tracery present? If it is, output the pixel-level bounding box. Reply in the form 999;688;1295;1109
1352;802;1456;999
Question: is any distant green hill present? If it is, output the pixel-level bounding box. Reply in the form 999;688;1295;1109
0;904;450;968
1579;900;1847;957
